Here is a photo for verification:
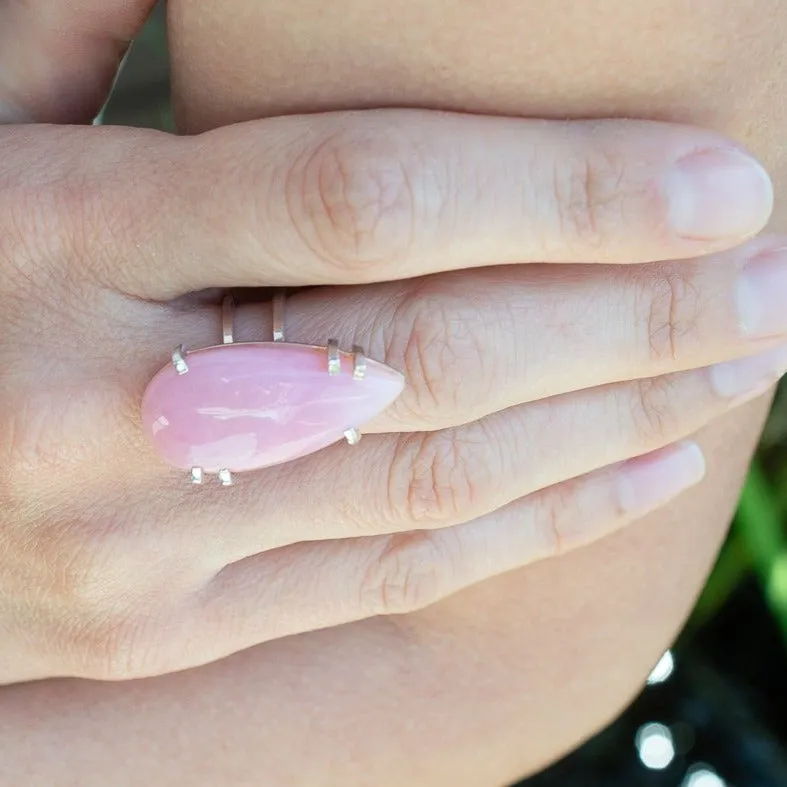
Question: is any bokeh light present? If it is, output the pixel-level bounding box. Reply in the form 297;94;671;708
683;765;726;787
647;651;676;685
635;722;675;770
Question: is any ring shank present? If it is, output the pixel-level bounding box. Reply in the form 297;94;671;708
221;293;287;343
272;293;286;342
222;296;235;344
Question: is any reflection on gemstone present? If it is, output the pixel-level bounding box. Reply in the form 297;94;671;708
142;342;404;473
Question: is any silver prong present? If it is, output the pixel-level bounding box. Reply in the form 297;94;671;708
272;292;286;342
222;296;235;344
352;345;367;380
344;428;362;446
172;344;189;374
327;339;341;376
218;468;233;486
190;467;204;484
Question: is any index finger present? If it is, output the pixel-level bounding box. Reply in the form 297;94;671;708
4;112;773;298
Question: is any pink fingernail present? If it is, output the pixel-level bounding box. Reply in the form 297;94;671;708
617;441;706;513
665;148;773;241
709;343;787;402
141;343;404;472
735;248;787;338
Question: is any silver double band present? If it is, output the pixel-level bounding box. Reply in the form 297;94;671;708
221;292;287;344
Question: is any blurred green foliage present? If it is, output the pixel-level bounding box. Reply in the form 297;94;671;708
693;384;787;649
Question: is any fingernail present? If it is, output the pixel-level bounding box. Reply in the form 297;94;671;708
709;343;787;401
141;343;405;474
736;248;787;337
617;441;706;513
666;148;773;241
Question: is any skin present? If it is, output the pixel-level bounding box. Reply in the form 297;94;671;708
0;1;783;785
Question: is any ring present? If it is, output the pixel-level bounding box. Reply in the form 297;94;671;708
141;294;405;485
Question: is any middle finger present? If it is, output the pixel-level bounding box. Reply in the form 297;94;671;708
222;235;787;433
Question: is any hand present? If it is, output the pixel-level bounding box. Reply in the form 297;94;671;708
1;0;783;686
0;101;784;683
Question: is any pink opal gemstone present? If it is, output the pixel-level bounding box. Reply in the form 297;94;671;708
141;343;404;473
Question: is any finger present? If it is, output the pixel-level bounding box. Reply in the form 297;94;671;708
2;117;771;299
222;235;787;433
181;441;704;666
26;235;785;501
185;342;787;561
0;0;156;123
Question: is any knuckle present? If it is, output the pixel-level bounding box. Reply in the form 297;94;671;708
0;130;128;294
628;375;682;445
63;563;178;681
5;511;170;681
361;532;449;615
385;430;488;527
46;534;114;609
70;606;160;681
533;482;579;556
0;182;58;294
8;172;110;285
636;265;701;363
0;390;119;505
549;149;656;250
284;130;420;273
52;176;133;289
2;404;70;501
387;281;487;421
20;528;138;679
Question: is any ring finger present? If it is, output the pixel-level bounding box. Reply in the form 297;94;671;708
168;340;787;562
